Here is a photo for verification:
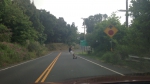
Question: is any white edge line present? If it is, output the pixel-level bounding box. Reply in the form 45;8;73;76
0;52;53;71
78;56;125;76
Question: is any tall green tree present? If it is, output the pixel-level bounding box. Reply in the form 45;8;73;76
68;22;78;43
13;0;46;44
83;13;108;33
0;0;78;45
129;0;150;53
0;24;12;42
39;9;56;43
103;14;108;20
52;17;67;43
38;9;78;44
86;13;126;53
78;33;84;40
0;0;37;44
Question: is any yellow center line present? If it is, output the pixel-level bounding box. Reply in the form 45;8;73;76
35;59;56;83
41;53;61;82
35;52;61;83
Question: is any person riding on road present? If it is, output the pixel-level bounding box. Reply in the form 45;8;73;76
69;46;76;59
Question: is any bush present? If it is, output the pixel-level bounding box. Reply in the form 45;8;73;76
0;42;28;67
95;51;105;57
46;43;69;51
27;41;48;56
27;41;41;52
46;43;57;51
115;45;130;60
0;41;49;67
125;60;150;72
101;52;120;64
0;24;12;42
74;43;80;49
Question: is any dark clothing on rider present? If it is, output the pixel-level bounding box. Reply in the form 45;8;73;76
69;47;72;52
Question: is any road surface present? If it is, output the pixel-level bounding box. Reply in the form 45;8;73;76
0;51;133;84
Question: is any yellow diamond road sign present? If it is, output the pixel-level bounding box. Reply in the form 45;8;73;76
104;25;118;38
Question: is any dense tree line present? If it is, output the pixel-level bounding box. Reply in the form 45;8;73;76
85;13;125;52
84;0;150;57
83;13;108;33
0;0;78;45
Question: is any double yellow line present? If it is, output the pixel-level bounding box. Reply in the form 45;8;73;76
35;52;61;83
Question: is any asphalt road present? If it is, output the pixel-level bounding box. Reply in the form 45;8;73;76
0;51;133;84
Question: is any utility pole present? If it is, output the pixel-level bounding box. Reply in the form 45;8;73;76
81;18;86;40
126;0;128;28
118;0;129;28
83;24;86;40
81;18;86;52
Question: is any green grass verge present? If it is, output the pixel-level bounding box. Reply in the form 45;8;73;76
0;42;49;68
77;51;150;73
77;51;102;61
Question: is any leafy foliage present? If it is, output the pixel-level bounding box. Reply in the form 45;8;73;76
13;0;46;44
0;0;78;45
0;0;38;44
0;24;12;42
0;42;29;66
0;0;78;67
86;13;125;53
83;13;108;33
129;0;150;53
83;0;150;72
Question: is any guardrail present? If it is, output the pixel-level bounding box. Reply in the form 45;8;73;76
128;55;150;62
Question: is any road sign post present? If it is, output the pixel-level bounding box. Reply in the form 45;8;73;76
104;25;118;51
80;40;87;52
110;40;113;52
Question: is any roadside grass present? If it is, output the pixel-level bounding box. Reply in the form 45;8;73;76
77;51;102;61
125;60;150;73
0;42;49;68
0;42;70;68
0;42;29;67
77;51;150;73
46;43;69;51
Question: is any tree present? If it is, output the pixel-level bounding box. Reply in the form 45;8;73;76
52;17;67;43
13;0;46;44
68;22;78;43
83;13;108;33
0;0;78;45
0;24;12;42
0;0;37;44
39;9;56;43
78;33;84;40
86;13;125;53
103;14;108;20
129;0;150;53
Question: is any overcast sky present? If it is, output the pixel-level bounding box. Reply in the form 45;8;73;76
33;0;131;33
